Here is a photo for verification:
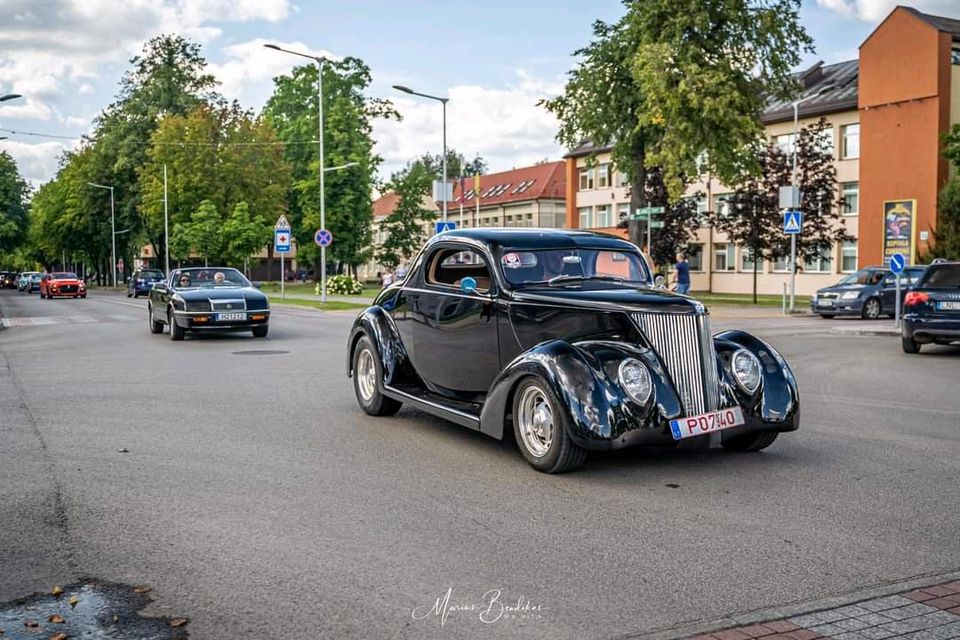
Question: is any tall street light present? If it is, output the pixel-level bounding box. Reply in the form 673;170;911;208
264;43;330;301
88;182;116;287
1;94;22;102
788;83;834;312
392;85;449;222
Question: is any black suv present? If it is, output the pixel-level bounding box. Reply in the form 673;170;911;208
901;260;960;354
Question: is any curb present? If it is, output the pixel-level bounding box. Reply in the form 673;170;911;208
831;327;900;337
615;568;960;640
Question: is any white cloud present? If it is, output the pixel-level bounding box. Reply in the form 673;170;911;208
208;39;341;111
374;70;565;180
1;140;76;187
815;0;960;21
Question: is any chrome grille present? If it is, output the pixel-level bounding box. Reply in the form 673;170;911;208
632;312;718;416
210;299;246;312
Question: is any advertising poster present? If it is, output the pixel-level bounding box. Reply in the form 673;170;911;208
882;200;916;265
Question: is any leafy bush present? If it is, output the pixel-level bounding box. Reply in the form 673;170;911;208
327;274;363;296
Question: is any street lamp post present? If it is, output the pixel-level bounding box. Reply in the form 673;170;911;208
264;43;330;301
0;94;22;102
88;182;116;287
392;85;449;222
788;84;834;312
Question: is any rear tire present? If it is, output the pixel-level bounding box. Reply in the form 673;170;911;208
168;309;185;341
901;336;921;354
861;297;881;320
127;291;133;298
512;376;587;473
251;325;269;338
352;335;402;417
722;431;779;452
148;305;164;334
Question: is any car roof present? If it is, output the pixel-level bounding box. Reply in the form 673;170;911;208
429;227;639;253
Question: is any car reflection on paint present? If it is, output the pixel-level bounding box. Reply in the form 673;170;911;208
347;228;800;473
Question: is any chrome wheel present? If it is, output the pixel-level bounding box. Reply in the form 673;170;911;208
517;384;554;458
356;347;377;403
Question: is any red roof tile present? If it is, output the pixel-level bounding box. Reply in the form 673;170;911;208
448;161;566;207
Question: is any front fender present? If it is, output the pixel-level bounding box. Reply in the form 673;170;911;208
479;340;685;446
714;330;799;430
346;306;408;387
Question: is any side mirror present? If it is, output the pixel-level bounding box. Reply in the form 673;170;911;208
654;275;666;289
252;281;263;289
460;277;478;294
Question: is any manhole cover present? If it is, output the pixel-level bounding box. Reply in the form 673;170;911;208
0;580;189;639
231;350;290;356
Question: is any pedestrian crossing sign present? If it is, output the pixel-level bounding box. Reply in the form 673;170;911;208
783;210;803;235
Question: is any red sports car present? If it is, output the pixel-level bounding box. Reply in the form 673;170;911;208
40;272;87;299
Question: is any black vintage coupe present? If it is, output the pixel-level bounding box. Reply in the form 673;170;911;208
347;229;799;473
147;267;270;340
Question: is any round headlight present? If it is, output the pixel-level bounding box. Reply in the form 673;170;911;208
731;349;761;394
618;358;653;405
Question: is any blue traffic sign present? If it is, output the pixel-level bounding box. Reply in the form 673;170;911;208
889;253;906;274
783;210;803;234
274;228;291;254
314;228;333;247
435;221;457;234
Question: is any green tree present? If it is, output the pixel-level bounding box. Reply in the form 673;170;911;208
929;125;960;260
635;168;704;271
263;58;398;276
222;202;271;269
411;150;487;181
0;151;30;260
378;162;436;269
172;200;223;266
543;0;812;245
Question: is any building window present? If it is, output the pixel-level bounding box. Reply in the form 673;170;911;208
952;48;960;65
715;194;733;217
841;240;857;272
597;164;610;189
841;123;859;159
596;204;612;228
773;133;795;156
841;182;859;215
714;243;735;272
740;248;758;272
804;247;833;273
578;167;593;190
578;206;593;229
615;171;629;187
817;127;834;157
773;256;790;273
618;203;630;224
686;244;703;271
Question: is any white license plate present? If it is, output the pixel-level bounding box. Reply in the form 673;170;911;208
937;301;960;311
670;406;745;440
819;299;834;306
217;312;246;321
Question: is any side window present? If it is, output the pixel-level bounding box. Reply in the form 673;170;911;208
426;247;492;292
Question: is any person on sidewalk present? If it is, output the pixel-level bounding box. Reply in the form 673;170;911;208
672;253;691;295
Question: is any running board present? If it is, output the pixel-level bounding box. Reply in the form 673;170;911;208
383;385;480;430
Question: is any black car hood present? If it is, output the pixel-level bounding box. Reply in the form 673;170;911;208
510;285;704;314
175;287;266;301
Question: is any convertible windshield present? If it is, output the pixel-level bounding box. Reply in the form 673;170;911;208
174;268;249;288
500;249;650;287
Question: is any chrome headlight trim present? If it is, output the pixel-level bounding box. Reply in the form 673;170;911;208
618;358;654;405
731;349;762;394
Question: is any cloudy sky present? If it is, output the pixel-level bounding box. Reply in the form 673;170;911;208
2;0;960;187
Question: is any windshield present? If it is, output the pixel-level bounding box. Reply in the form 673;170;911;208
920;265;960;288
52;273;78;280
140;270;164;279
837;269;885;286
174;268;249;289
500;248;650;287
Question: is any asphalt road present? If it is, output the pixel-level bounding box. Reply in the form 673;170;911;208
1;289;958;640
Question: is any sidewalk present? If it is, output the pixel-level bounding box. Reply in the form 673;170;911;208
686;579;960;640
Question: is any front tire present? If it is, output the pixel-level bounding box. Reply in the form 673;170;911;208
861;297;881;320
168;309;185;341
818;313;836;319
251;325;269;338
127;290;133;298
722;431;779;452
352;335;402;416
512;377;586;473
901;335;921;354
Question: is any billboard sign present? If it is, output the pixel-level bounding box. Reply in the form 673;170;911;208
882;199;916;266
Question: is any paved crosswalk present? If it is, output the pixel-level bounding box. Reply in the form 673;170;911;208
1;314;137;328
